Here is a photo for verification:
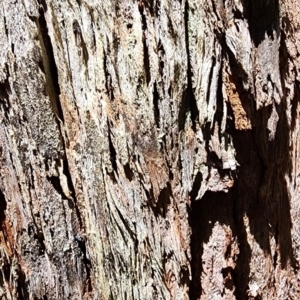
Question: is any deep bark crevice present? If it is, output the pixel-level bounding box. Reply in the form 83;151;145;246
34;230;46;256
114;206;136;240
47;175;67;198
181;1;199;131
107;120;118;180
151;182;172;218
62;157;84;230
152;82;160;128
16;267;30;300
74;234;92;292
37;0;48;12
189;172;202;202
0;189;7;229
103;50;115;101
244;0;280;46
123;163;134;181
37;8;64;123
190;190;235;300
0;65;11;120
178;88;190;131
3;16;8;37
138;2;151;85
142;0;154;17
229;129;259;298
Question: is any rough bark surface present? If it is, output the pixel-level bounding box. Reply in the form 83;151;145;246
0;0;300;299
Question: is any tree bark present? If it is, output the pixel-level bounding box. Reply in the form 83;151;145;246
0;0;300;299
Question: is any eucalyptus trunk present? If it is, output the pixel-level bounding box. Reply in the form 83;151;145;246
0;0;300;299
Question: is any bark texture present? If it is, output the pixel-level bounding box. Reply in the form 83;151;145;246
0;0;300;299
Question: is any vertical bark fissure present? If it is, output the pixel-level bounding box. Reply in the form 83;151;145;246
138;2;151;85
153;82;160;128
183;0;199;130
103;50;115;101
0;65;11;121
36;8;64;123
36;8;94;295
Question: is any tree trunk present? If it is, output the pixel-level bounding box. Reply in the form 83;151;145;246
0;0;300;299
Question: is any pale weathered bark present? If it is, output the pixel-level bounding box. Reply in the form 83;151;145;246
1;0;300;299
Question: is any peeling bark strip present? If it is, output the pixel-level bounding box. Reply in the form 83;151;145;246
1;0;300;299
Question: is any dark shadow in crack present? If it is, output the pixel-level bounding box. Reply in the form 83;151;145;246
189;189;237;299
243;0;280;47
189;1;295;297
